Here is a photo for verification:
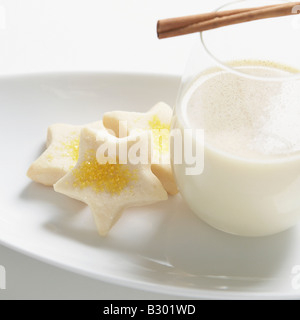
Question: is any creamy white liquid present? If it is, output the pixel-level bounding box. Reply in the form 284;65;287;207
173;63;300;236
184;66;300;159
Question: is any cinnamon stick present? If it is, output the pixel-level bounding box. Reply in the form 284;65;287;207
158;4;276;34
157;2;300;39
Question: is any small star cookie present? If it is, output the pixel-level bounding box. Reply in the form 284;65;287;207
53;128;168;236
27;121;105;186
103;102;178;195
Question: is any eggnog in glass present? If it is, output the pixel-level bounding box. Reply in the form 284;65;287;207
171;0;300;236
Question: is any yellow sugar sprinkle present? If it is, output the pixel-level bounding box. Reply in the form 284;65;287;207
46;154;54;162
72;150;137;194
148;115;170;154
61;137;80;163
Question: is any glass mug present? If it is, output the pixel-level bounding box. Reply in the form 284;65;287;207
171;0;300;237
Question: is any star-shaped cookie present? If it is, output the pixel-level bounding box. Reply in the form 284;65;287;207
27;121;105;186
53;128;168;236
103;102;178;195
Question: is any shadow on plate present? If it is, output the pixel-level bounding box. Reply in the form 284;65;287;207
162;205;296;292
20;182;86;215
20;181;297;294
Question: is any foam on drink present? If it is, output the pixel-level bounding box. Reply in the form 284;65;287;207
183;64;300;159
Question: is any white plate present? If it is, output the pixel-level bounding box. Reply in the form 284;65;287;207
1;72;300;300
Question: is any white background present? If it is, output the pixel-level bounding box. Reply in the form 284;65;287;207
0;0;224;300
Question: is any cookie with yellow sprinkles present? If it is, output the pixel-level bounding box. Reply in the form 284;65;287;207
103;102;178;195
27;121;104;186
54;128;168;236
